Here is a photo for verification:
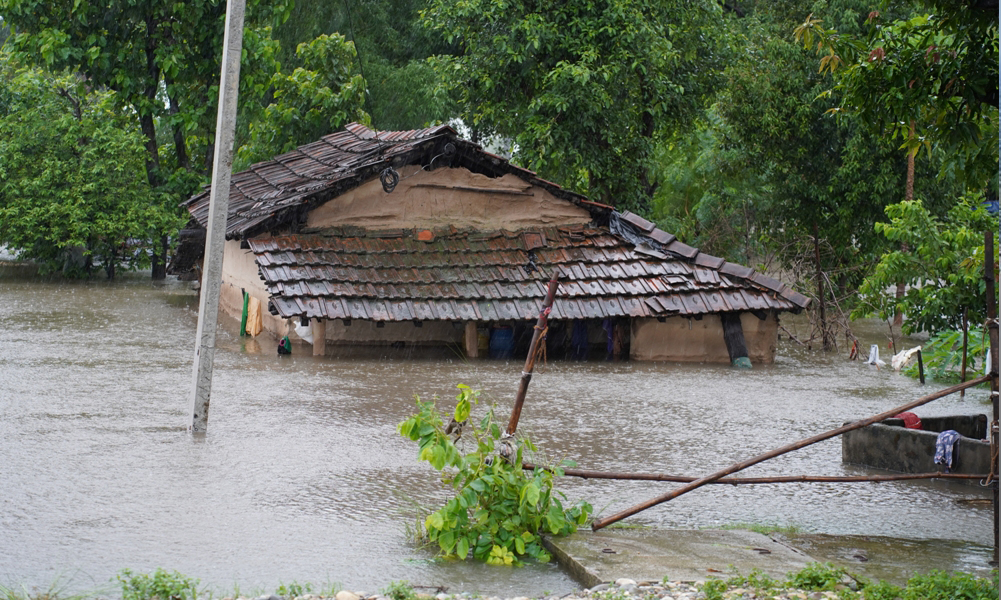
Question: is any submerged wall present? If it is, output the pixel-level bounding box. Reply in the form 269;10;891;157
629;312;778;364
842;420;991;483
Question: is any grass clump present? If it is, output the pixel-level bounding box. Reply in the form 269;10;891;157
275;582;313;599
380;582;416;600
698;564;998;600
118;569;199;600
0;580;93;600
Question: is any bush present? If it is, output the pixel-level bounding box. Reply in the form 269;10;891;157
118;569;199;600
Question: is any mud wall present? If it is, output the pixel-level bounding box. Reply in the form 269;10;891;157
219;239;290;338
306;166;592;231
630;313;778;364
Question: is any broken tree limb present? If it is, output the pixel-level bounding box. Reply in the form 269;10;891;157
522;463;987;484
590;374;992;530
506;270;561;436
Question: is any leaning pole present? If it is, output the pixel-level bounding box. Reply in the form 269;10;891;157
188;0;246;433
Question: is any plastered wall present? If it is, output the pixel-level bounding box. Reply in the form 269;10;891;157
630;313;778;364
219;239;290;338
320;320;463;345
306;166;592;231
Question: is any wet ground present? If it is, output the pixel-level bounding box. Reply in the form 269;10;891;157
0;269;994;596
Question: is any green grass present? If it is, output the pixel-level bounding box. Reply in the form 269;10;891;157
698;564;999;600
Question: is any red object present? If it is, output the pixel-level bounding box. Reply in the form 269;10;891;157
894;412;923;430
417;229;434;242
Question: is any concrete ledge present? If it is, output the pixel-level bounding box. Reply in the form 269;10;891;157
543;529;815;586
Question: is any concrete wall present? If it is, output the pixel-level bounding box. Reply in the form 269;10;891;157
842;421;992;482
883;414;988;439
629;312;778;364
306;166;592;231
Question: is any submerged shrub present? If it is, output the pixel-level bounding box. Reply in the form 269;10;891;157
398;384;591;565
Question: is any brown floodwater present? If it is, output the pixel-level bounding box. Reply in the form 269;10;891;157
0;269;994;596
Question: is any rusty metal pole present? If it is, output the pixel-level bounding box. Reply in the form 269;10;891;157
591;375;991;530
523;464;988;484
506;271;560;436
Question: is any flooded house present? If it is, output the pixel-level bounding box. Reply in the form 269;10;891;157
170;123;810;364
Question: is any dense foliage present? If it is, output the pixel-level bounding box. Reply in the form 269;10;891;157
398;385;591;565
795;0;999;187
235;33;368;169
422;0;725;213
272;0;454;131
852;196;995;334
0;60;182;278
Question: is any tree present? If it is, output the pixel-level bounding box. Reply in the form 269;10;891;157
0;61;183;278
655;0;963;349
422;0;725;213
794;0;999;188
235;34;369;169
852;195;995;334
271;0;456;131
0;0;290;277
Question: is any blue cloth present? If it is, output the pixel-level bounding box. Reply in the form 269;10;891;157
934;430;962;472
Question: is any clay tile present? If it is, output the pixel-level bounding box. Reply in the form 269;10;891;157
694;253;726;269
620;211;656;232
649;229;676;246
417;229;435;242
720;262;754;279
665;239;698;259
751;272;784;292
783;290;813;308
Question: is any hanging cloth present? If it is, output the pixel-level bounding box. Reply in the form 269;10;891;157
245;296;263;337
239;291;249;336
934;430;962;472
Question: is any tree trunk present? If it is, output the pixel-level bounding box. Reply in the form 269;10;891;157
894;122;917;326
141;29;167;280
165;78;190;170
814;222;833;351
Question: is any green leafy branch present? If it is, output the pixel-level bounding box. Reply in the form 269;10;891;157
398;384;591;565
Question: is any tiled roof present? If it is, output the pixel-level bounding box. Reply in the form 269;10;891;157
249;218;810;322
183;123;599;239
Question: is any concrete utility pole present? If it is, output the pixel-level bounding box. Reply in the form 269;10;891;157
188;0;246;433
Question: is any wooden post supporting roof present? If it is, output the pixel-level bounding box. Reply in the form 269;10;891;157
312;319;326;356
188;0;246;433
464;322;479;359
721;313;751;369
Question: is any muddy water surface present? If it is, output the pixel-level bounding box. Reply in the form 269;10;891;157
0;272;994;595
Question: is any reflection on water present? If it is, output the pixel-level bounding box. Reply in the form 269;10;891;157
0;273;994;595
